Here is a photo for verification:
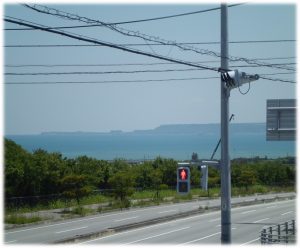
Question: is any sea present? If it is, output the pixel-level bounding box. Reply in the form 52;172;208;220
5;123;296;161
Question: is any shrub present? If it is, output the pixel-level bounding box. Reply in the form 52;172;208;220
70;206;94;216
5;214;42;224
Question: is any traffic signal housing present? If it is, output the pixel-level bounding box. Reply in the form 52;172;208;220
177;167;190;194
221;69;259;89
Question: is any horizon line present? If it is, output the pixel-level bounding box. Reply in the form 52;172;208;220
5;122;266;136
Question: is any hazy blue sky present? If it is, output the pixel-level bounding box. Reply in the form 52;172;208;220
3;1;296;134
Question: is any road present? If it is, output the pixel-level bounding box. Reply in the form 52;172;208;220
81;198;295;245
4;192;295;244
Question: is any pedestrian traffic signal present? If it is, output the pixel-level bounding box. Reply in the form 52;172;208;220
178;181;188;193
177;166;190;194
179;168;188;180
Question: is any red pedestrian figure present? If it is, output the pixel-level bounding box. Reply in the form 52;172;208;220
180;169;187;180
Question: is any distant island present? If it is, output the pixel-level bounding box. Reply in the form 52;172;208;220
8;122;295;160
41;123;266;136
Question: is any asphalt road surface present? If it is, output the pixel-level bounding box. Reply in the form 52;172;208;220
4;192;295;244
80;198;295;245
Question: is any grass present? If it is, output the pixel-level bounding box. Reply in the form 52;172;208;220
132;189;177;200
5;185;294;220
5;194;112;215
70;206;95;216
5;214;43;224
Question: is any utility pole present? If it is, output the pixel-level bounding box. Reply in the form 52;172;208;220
220;3;231;244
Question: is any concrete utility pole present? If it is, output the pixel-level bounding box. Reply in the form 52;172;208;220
220;3;231;244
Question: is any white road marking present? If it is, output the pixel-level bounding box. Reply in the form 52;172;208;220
76;199;295;244
209;217;220;222
253;218;270;223
181;232;221;244
124;226;191;244
241;210;257;214
216;225;236;230
4;240;18;244
5;212;132;234
159;209;177;214
55;226;88;234
241;237;260;245
5;201;203;234
6;198;295;235
79;211;221;244
114;216;139;222
266;205;277;209
281;211;293;216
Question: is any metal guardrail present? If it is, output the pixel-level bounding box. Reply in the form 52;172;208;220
260;220;296;244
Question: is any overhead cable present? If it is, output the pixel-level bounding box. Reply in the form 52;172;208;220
4;17;219;72
5;57;296;68
259;76;296;84
23;4;295;72
5;68;203;76
5;64;296;76
4;39;296;46
5;72;296;85
5;76;220;85
9;3;244;31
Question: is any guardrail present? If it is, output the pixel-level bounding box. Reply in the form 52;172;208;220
260;220;296;244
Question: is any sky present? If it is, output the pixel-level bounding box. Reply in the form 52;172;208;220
2;0;297;135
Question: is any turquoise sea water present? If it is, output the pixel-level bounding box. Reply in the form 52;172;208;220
6;129;295;160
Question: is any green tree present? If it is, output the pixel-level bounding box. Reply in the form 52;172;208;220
152;157;177;187
70;156;105;187
208;167;220;188
60;174;92;205
237;167;257;190
101;163;113;189
190;166;200;186
231;164;242;187
285;166;295;184
32;149;67;195
149;169;163;200
4;139;30;197
108;170;135;209
133;162;153;189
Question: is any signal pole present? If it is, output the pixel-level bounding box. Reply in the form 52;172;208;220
220;3;231;244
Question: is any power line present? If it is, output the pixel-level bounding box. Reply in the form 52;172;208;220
260;76;296;84
23;4;295;72
8;3;244;31
4;16;219;72
5;62;217;68
5;76;220;85
22;4;231;60
260;72;295;76
4;39;296;47
5;68;203;76
5;57;296;68
5;72;296;85
5;64;296;76
235;63;296;68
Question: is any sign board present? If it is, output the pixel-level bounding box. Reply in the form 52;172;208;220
199;160;220;191
266;99;296;141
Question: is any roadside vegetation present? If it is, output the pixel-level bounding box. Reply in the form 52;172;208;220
4;138;296;224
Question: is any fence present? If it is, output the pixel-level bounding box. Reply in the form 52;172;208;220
5;187;174;210
260;220;296;244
